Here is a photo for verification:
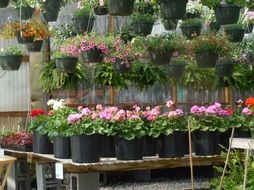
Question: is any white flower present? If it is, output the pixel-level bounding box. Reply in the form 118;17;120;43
47;99;65;110
99;0;104;6
47;99;54;106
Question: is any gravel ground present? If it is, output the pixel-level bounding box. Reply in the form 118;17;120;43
100;178;210;190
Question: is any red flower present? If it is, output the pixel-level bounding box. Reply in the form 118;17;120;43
225;108;234;116
31;109;45;117
245;97;254;107
48;110;54;116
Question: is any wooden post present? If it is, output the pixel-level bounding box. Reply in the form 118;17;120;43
172;86;177;107
224;87;229;104
188;120;194;190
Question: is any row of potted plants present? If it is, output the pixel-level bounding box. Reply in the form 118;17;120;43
25;97;254;163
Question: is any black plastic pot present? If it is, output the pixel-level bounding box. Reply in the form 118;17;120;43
234;128;251;138
132;21;154;36
166;64;185;79
0;55;22;70
15;6;35;20
143;136;157;156
70;134;100;163
16;34;34;44
150;50;173;65
158;132;188;158
43;9;60;22
215;4;240;25
181;25;202;39
209;22;221;32
72;16;95;34
55;57;78;73
215;60;235;77
160;0;187;20
33;130;53;154
53;136;71;159
192;131;220;156
225;29;245;43
80;48;103;63
195;51;218;68
162;19;178;30
112;58;132;73
0;0;9;8
108;0;135;16
26;40;43;52
219;130;231;151
115;136;143;160
94;6;108;15
100;135;115;157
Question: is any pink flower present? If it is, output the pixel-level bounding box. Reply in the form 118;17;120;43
81;108;91;116
111;57;116;63
166;99;174;108
173;51;179;57
96;104;103;110
242;107;252;115
68;113;82;123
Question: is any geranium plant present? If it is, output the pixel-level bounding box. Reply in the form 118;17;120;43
28;109;48;132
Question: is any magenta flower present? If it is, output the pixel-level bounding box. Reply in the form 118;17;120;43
67;113;82;123
242;108;252;115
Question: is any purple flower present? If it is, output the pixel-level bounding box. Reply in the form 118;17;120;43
67;113;82;123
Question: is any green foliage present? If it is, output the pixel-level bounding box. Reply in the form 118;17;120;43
28;114;49;132
131;61;168;90
227;108;254;130
224;23;244;31
210;150;254;189
134;0;156;15
131;13;156;23
181;63;218;90
149;116;187;138
73;3;93;17
201;0;246;8
39;61;87;93
180;18;203;27
109;119;146;140
189;115;230;132
119;24;137;44
94;62;129;89
51;24;76;46
0;46;25;56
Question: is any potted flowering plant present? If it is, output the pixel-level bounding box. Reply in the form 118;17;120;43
224;23;245;42
28;109;53;154
52;37;80;73
131;1;156;36
67;107;105;163
107;106;146;160
180;18;203;39
77;33;109;63
104;36;141;73
189;102;232;156
185;0;204;19
201;0;244;25
158;0;188;20
1;21;49;46
41;99;75;159
149;100;188;158
0;0;9;8
191;34;229;67
72;1;95;34
108;0;135;16
0;46;25;70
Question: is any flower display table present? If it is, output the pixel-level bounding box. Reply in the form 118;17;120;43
0;156;16;190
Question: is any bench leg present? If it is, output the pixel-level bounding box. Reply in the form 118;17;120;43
7;161;17;190
36;164;46;190
70;173;99;190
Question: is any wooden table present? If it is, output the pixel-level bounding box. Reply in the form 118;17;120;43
0;156;16;190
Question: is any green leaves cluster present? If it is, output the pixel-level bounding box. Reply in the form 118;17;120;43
0;46;25;56
149;116;187;138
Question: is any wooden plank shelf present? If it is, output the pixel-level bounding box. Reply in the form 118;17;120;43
231;138;254;150
4;149;225;173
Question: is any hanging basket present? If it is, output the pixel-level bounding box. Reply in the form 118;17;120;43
43;9;60;22
166;64;185;79
15;6;35;20
55;57;78;73
215;60;235;77
225;29;245;42
0;0;9;8
94;6;108;15
149;50;173;65
160;0;187;20
132;21;154;36
26;40;43;52
181;25;202;39
195;51;218;68
108;0;135;16
16;33;34;44
0;55;22;70
72;16;95;34
80;48;103;63
215;4;240;25
162;19;178;30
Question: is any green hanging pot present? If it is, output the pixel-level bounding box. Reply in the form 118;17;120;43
215;60;235;77
55;57;78;73
15;6;35;20
181;25;202;39
195;51;218;68
215;4;240;25
0;0;9;8
160;0;188;20
108;0;135;16
0;55;22;70
132;21;154;36
224;29;245;42
72;16;95;34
